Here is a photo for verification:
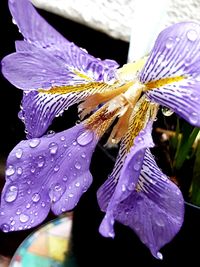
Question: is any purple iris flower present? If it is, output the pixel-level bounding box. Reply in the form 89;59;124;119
1;0;200;259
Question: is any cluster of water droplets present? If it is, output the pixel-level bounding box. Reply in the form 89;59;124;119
1;127;96;232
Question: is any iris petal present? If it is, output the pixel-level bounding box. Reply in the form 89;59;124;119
140;22;200;126
4;0;119;89
98;122;154;237
0;124;98;231
115;149;184;259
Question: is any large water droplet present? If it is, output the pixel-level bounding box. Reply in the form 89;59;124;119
1;224;10;233
5;165;15;176
5;185;18;203
162;107;174;116
77;130;94;146
29;138;41;148
49;142;58;154
75;162;81;170
187;29;197;42
19;214;29;223
15;148;23;159
49;183;65;202
32;193;41;203
156;252;163;260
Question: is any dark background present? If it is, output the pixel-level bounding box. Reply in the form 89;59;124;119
0;1;200;266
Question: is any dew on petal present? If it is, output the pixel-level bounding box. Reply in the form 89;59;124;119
32;193;41;203
60;136;66;141
37;156;45;167
69;193;74;198
29;138;41;148
5;165;15;176
162;107;174;116
187;29;197;41
49;142;58;155
4;185;18;203
54;165;60;172
46;130;55;137
49;183;65;202
26;203;31;209
19;214;29;223
165;37;174;49
1;223;10;233
15;148;23;159
121;184;126;192
157;252;163;260
75;182;80;187
75;162;81;170
81;152;86;158
63;176;68;182
77;130;94;146
17;167;23;175
189;112;198;124
134;163;141;171
41;202;46;207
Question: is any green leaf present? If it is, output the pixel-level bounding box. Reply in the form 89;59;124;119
191;141;200;206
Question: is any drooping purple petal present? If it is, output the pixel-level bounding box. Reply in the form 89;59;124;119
98;122;154;238
140;22;200;127
115;149;184;259
0;123;98;232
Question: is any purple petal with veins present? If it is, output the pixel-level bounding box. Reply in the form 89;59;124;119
0;123;98;231
140;22;200;127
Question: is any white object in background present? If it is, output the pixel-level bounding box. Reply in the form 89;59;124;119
127;0;170;62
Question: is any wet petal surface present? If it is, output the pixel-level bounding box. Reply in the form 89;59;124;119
0;124;97;231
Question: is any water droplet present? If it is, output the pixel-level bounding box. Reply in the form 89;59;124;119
187;29;197;41
156;217;165;227
69;193;74;198
41;202;46;207
5;165;15;176
127;182;135;191
29;138;40;148
121;184;126;192
11;220;15;226
81;152;86;158
30;166;36;173
46;130;55;137
60;136;65;141
156;252;163;260
165;37;174;49
19;214;29;223
189;112;198;124
0;211;5;215
12;18;17;25
73;141;77;146
15;148;23;159
49;183;65;202
54;165;60;172
63;176;68;182
162;107;174;116
32;193;41;203
68;152;72;157
1;224;10;232
17;167;23;175
75;182;80;187
77;130;94;146
75;162;81;170
16;209;21;215
26;203;31;209
38;156;45;167
133;163;141;171
5;185;18;203
49;142;58;155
